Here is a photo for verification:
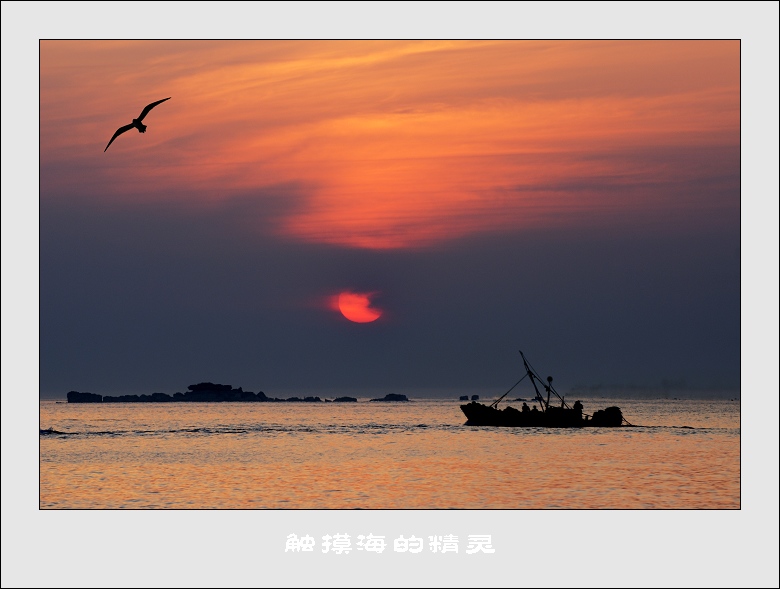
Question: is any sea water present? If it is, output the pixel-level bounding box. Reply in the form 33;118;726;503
39;397;740;509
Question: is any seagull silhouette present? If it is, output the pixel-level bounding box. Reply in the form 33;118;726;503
104;97;171;152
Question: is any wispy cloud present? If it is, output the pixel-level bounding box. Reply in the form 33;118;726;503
41;41;739;249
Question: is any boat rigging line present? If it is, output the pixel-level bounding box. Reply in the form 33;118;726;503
489;373;528;408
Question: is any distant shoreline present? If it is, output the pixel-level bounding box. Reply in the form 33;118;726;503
64;384;410;404
44;389;741;402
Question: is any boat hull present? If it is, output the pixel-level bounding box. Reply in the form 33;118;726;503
460;402;623;427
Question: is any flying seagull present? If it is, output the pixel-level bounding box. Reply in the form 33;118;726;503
104;97;171;152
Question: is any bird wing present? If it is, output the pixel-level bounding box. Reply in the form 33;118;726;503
104;123;135;152
137;97;171;122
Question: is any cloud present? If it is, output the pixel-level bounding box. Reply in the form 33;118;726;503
41;41;740;250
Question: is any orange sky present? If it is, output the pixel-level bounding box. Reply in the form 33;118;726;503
40;40;739;249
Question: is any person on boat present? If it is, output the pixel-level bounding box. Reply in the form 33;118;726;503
521;402;530;413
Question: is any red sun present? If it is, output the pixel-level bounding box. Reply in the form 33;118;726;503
336;291;382;323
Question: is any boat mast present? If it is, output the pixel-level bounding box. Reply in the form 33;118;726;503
520;350;546;412
519;350;571;412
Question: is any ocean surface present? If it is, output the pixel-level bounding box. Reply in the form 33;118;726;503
39;397;740;509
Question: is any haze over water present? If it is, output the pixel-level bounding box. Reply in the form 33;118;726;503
40;397;739;509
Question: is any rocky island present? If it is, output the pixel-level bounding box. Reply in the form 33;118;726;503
369;393;409;402
66;383;361;403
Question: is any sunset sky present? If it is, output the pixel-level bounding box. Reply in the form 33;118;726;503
38;40;741;397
